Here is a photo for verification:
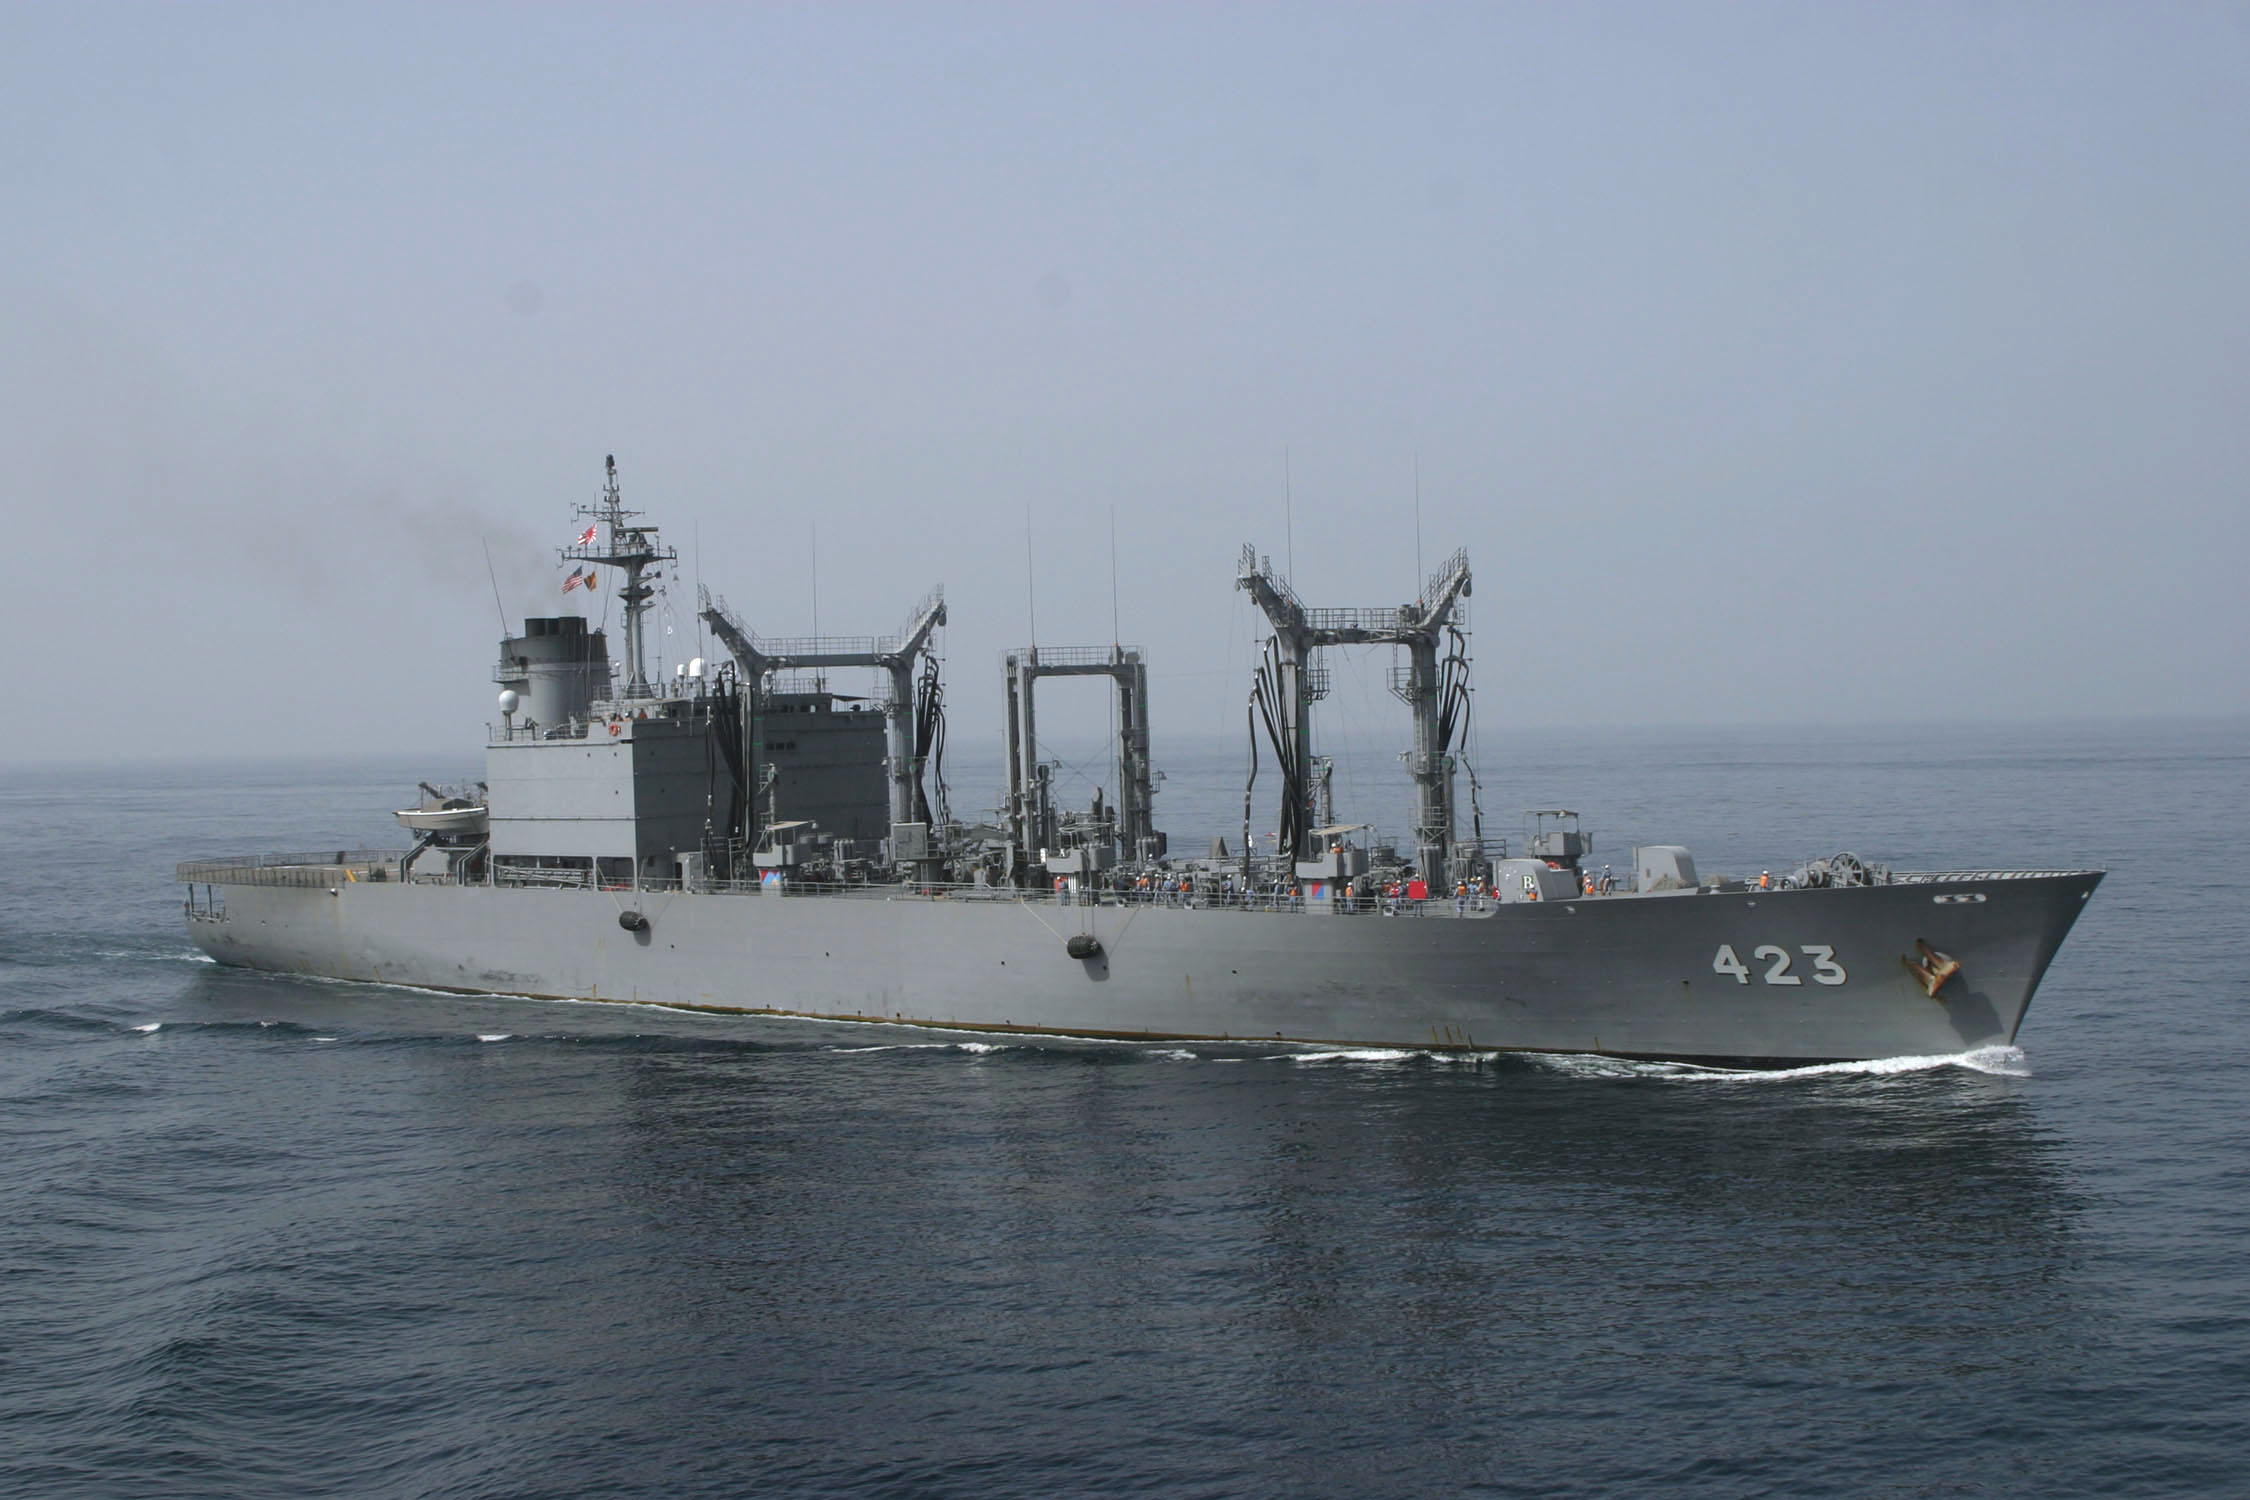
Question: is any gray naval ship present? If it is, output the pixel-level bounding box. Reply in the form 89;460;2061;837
180;459;2101;1065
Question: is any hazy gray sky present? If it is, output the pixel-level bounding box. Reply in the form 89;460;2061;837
5;3;2245;766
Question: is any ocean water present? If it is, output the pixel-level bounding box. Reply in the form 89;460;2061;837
3;720;2246;1498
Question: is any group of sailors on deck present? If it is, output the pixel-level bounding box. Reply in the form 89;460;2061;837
1043;864;1628;913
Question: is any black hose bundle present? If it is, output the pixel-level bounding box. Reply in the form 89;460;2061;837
912;656;949;830
1434;627;1486;855
1249;638;1304;860
1436;626;1472;759
700;673;751;878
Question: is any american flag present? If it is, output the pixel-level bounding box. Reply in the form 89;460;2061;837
562;566;585;593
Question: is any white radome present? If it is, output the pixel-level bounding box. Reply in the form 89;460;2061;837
497;689;521;714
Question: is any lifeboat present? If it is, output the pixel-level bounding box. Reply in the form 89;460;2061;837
394;790;488;838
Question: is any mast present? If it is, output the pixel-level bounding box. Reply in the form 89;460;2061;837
1238;545;1472;880
698;583;948;858
997;644;1159;867
561;455;676;700
1235;548;1317;862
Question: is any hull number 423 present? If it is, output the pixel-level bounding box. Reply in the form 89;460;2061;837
1713;944;1847;986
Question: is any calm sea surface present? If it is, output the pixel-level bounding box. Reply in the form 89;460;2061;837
4;720;2246;1497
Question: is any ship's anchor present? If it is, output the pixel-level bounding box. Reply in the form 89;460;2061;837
1901;938;1961;998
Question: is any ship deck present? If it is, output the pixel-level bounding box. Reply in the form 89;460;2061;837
177;850;2102;910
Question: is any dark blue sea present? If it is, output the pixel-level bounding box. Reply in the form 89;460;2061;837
5;720;2246;1498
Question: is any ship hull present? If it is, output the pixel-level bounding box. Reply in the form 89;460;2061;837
182;871;2102;1065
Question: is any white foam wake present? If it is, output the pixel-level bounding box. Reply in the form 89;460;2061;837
476;1033;511;1043
1680;1045;2031;1082
1277;1047;1493;1066
825;1040;1009;1055
132;1022;161;1033
1532;1045;2030;1082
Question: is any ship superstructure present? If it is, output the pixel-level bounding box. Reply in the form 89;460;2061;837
179;459;2102;1065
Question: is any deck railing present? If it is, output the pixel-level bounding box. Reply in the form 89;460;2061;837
178;851;2100;905
177;851;405;888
